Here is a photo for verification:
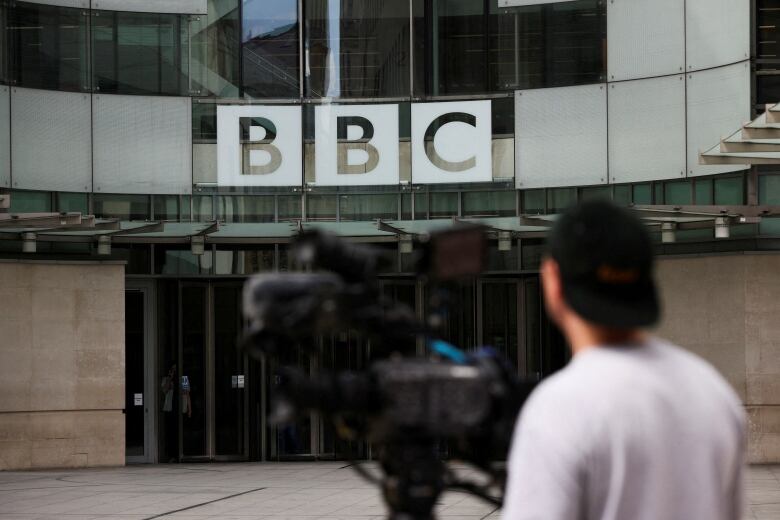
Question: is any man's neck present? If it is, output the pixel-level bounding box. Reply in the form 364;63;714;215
566;318;646;356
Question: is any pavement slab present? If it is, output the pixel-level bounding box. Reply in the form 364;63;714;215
0;462;775;519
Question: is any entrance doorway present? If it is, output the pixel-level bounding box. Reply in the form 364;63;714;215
178;282;249;461
125;282;156;463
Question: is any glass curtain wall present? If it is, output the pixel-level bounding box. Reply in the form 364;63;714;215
92;11;190;95
242;0;299;98
304;0;410;98
190;0;241;97
7;2;89;91
419;0;605;95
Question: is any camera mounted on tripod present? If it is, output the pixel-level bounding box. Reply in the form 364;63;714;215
242;226;534;520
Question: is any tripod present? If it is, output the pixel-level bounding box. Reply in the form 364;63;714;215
379;441;447;520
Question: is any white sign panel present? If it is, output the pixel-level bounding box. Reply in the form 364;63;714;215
134;393;143;406
237;375;245;389
217;105;302;187
314;104;399;186
411;100;492;184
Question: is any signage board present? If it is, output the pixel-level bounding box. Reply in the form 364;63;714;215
217;105;302;187
216;101;493;187
314;104;399;186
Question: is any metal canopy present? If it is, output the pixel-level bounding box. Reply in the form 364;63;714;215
0;206;773;248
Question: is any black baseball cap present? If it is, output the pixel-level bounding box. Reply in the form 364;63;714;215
547;200;660;329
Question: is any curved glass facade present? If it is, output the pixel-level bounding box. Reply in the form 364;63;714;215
2;0;606;97
0;0;764;226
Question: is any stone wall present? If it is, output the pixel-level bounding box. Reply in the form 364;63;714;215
655;253;780;464
0;261;125;470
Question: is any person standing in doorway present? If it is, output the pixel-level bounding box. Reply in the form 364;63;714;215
503;200;746;520
161;363;178;462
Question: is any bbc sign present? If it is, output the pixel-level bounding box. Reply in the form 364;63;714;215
216;101;492;187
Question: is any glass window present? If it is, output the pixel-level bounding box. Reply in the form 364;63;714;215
492;97;514;136
155;246;212;275
522;189;545;214
93;194;150;220
190;0;240;97
112;245;152;274
305;0;410;98
307;194;336;220
488;0;605;91
579;186;611;202
757;74;780;107
429;0;486;95
278;195;302;220
193;102;217;141
56;192;88;214
414;192;429;219
10;191;51;213
243;0;299;98
759;174;780;205
462;191;515;217
0;3;8;84
8;3;88;91
339;194;398;221
430;192;458;218
521;238;544;270
694;179;713;205
664;180;692;205
401;193;413;219
653;183;664;204
154;195;181;221
633;183;652;205
547;187;576;213
93;11;189;96
215;246;275;275
613;185;631;206
194;195;214;221
218;195;275;222
714;176;744;205
181;195;192;221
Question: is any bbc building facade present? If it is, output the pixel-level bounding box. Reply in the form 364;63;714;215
1;0;780;469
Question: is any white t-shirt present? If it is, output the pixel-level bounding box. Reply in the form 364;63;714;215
503;337;745;520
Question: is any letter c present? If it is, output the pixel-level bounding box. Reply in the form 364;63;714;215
424;112;477;172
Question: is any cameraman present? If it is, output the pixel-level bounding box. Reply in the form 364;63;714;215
503;201;746;520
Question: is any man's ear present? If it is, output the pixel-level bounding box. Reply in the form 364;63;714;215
541;257;564;325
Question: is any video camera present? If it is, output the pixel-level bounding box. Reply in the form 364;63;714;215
242;227;534;520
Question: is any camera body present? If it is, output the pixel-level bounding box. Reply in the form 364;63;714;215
242;228;533;519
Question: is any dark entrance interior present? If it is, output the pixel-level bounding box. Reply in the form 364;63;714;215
153;275;567;462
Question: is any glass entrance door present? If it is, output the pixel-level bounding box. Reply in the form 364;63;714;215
479;280;521;372
178;282;249;461
125;282;156;463
125;290;146;460
214;285;248;459
179;284;209;459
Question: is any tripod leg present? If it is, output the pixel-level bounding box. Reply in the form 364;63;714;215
380;441;444;520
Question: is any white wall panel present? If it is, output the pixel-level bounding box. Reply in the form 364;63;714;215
18;0;88;7
686;0;749;71
11;88;92;192
93;95;192;195
0;87;9;189
686;62;750;177
515;84;607;189
607;0;685;81
92;0;206;14
608;75;686;184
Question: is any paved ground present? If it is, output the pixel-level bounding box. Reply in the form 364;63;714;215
0;463;777;519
